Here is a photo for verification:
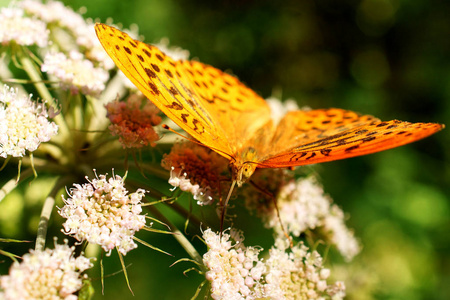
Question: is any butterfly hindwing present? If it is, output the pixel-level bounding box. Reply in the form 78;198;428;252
265;108;379;157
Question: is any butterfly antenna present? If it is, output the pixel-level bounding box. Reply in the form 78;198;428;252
162;124;201;144
220;180;237;237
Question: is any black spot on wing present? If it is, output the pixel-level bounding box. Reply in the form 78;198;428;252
166;102;183;110
320;149;332;156
289;152;308;162
151;63;160;72
145;68;157;78
345;145;359;152
181;113;189;123
156;54;164;61
143;48;151;58
148;82;160;95
165;69;173;78
124;46;132;55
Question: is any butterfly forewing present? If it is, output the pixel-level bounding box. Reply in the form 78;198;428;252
95;24;233;153
180;60;272;153
260;119;443;168
95;23;272;159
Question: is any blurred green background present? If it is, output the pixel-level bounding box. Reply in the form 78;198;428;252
1;0;449;299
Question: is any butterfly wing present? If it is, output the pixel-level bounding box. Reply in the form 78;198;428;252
179;60;273;153
265;108;379;155
95;24;271;159
259;108;444;167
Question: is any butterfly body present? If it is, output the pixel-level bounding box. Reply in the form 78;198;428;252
95;24;444;188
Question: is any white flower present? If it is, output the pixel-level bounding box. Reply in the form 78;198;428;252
78;21;116;70
266;97;301;125
154;38;190;61
0;7;49;47
0;85;58;158
21;0;85;28
323;205;361;262
203;229;265;299
256;242;346;299
0;241;93;300
168;167;214;205
264;177;361;261
59;171;147;255
22;0;115;69
41;51;109;96
268;177;330;236
202;229;346;299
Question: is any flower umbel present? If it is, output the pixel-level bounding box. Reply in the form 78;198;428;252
257;242;346;299
41;50;109;96
202;228;346;299
254;176;360;261
59;171;147;255
162;142;228;205
21;0;115;69
0;6;49;47
106;94;162;148
0;85;58;158
203;228;265;299
0;241;93;300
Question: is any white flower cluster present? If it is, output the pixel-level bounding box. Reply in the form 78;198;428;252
0;242;93;300
267;177;360;261
203;229;265;299
0;85;58;158
168;166;214;205
323;205;361;262
0;7;49;47
41;51;109;97
203;229;346;299
21;0;114;69
259;243;345;299
266;97;300;125
59;172;147;255
21;0;85;27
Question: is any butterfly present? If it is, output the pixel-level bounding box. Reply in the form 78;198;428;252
95;24;444;195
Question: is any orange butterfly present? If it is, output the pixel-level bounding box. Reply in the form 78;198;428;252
95;24;444;195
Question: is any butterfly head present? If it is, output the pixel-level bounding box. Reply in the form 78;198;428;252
232;162;257;187
232;147;260;187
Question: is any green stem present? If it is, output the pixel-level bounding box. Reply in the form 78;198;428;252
126;179;204;230
148;205;203;265
163;200;204;230
0;176;20;203
35;175;74;251
17;47;70;142
0;165;34;195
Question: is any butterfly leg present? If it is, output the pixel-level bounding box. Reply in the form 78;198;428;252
219;180;237;237
249;179;293;247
